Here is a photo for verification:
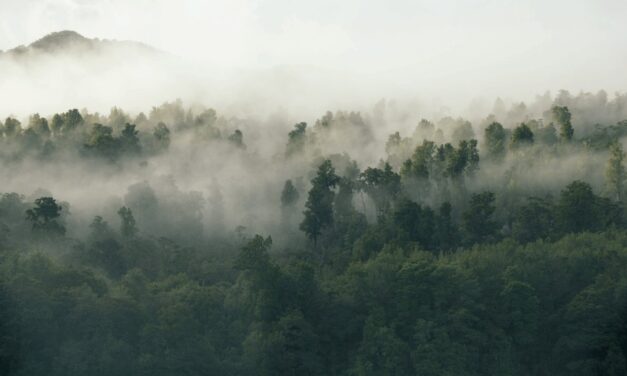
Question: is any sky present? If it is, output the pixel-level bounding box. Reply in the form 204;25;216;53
1;0;627;114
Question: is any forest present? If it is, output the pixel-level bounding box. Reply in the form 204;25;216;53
2;90;627;375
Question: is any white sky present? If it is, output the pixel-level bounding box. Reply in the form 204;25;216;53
1;0;627;110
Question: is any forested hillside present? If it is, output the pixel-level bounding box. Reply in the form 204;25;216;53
2;91;627;375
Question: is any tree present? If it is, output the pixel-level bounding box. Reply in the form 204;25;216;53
300;160;339;246
445;140;478;180
385;132;402;156
3;117;21;138
552;105;574;142
50;113;64;135
334;177;359;220
603;342;627;376
466;139;480;176
60;109;83;134
462;191;497;245
118;206;137;238
228;129;245;149
556;181;599;233
535;122;558;145
393;199;434;249
281;180;300;208
360;163;401;216
511;197;555;243
89;215;114;242
286;122;307;157
250;309;322;376
153;122;170;151
510;123;534;149
401;140;435;180
352;314;411;376
120;123;141;155
84;124;116;159
499;279;539;347
235;235;284;322
433;202;459;250
25;197;65;236
605;142;625;202
484;122;507;161
86;216;125;277
235;234;273;275
415;118;435;138
29;114;50;137
0;283;18;374
451;120;475;144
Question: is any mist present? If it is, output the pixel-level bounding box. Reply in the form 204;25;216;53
2;2;627;376
2;0;627;118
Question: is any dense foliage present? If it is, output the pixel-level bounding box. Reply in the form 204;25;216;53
2;91;627;375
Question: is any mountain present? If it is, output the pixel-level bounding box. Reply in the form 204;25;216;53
1;30;165;59
0;31;187;116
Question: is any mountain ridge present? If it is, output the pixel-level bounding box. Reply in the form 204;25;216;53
1;30;164;57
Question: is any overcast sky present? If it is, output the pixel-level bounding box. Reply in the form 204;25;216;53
1;0;627;110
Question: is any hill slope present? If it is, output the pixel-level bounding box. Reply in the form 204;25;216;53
1;30;163;58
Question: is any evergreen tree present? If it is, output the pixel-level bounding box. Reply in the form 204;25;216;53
25;197;65;236
286;122;307;157
605;141;625;202
117;206;137;238
510;123;534;149
552;105;574;142
281;180;300;208
484;122;507;161
462;191;497;245
300;160;339;246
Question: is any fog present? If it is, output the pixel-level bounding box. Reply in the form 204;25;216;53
2;0;627;117
1;0;627;244
4;3;627;375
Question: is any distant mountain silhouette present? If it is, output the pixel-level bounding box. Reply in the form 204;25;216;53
1;30;164;58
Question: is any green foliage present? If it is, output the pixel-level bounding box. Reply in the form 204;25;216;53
552;105;574;141
433;202;459;251
235;234;273;274
402;140;436;180
511;197;555;243
25;197;65;236
120;123;141;155
117;206;137;238
50;113;63;135
352;313;411;375
28;114;50;137
84;216;125;277
534;122;558;145
556;181;600;233
446;140;479;179
153;122;170;151
0;283;19;374
280;179;299;208
605;141;625;201
246;309;322;376
3;117;22;138
462;191;497;245
451;120;475;144
484;121;507;161
510;123;534;149
286;122;307;157
300;160;340;245
56;109;84;135
84;123;117;159
4;99;627;376
393;198;435;249
360;163;401;215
